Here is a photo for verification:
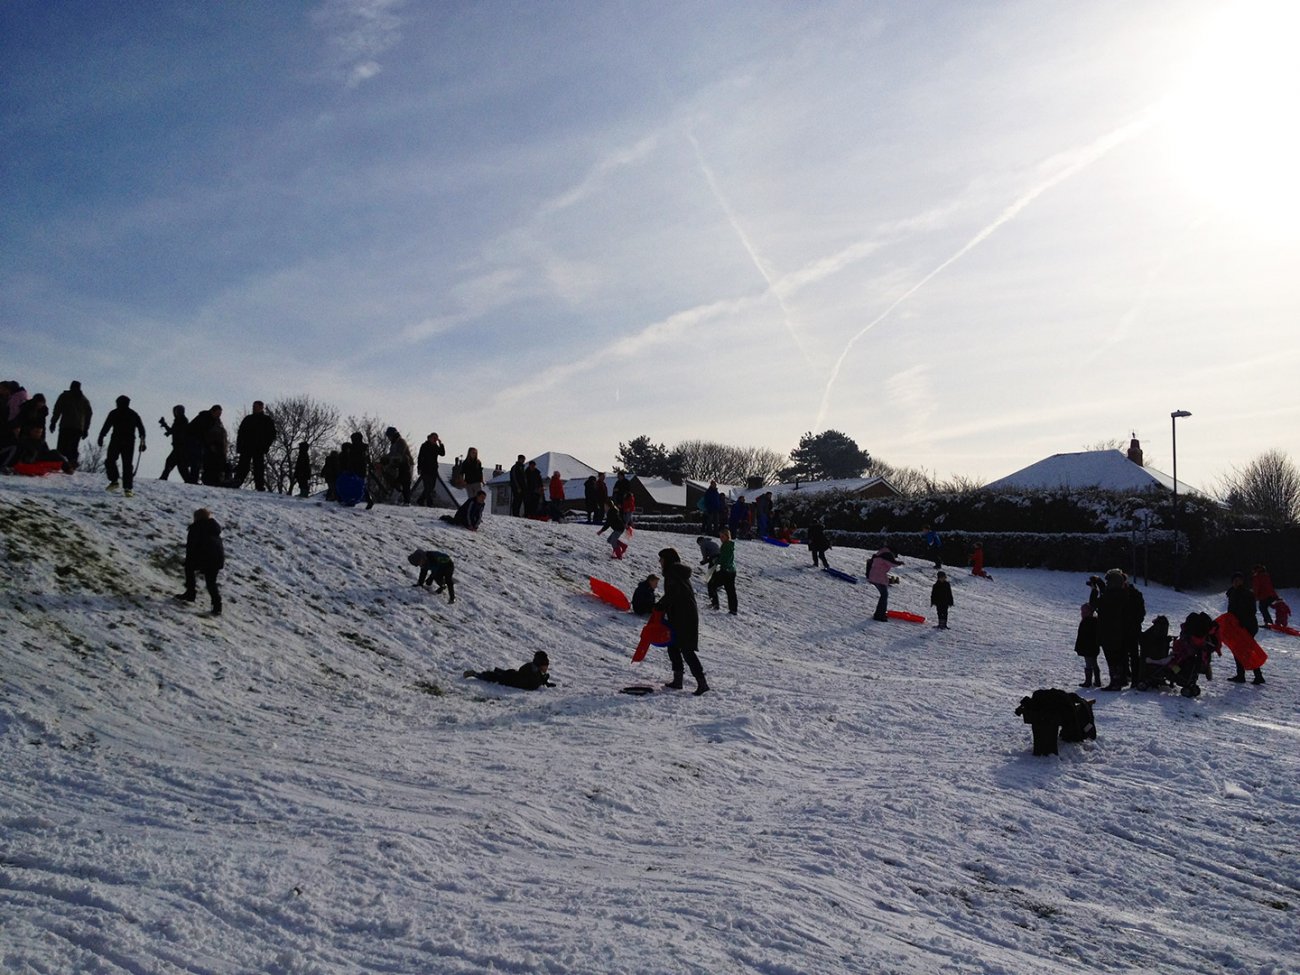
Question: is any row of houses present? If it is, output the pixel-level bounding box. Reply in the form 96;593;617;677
410;438;1191;517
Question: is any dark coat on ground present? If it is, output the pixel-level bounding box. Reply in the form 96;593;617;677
471;660;549;690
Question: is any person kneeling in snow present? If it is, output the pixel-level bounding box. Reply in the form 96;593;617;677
464;651;553;689
440;490;487;531
408;549;455;603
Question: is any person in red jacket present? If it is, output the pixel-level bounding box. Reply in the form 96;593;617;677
548;470;566;521
1252;564;1279;626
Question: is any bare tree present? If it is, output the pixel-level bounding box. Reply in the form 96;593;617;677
1219;449;1300;524
76;438;104;475
675;440;787;484
264;395;341;494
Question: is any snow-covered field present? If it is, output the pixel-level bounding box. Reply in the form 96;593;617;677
2;475;1297;975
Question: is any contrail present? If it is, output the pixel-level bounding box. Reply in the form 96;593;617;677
813;108;1160;430
687;130;814;366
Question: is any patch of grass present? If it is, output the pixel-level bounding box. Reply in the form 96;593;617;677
412;680;444;696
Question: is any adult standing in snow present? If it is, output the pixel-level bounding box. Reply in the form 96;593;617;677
701;481;723;533
808;522;831;569
176;507;224;616
383;427;414;504
416;433;446;506
293;442;312;497
656;548;708;695
1226;571;1266;684
509;454;527;517
189;405;228;487
548;470;566;521
524;459;544;518
866;544;902;622
728;495;751;539
232;400;276;491
755;492;774;538
97;395;147;496
49;380;93;472
583;475;599;523
459;446;484;499
158;405;194;483
1091;568;1143;690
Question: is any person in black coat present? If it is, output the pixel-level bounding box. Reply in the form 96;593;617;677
583;476;599;523
523;460;544;517
293;442;312;497
656;548;708;695
176;508;224;615
508;455;527;516
416;433;446;506
189;405;228;487
1091;569;1145;690
631;573;659;616
49;381;93;472
441;490;486;531
232;401;276;491
808;522;831;568
97;395;147;494
464;651;553;690
1226;572;1266;684
930;571;954;630
159;405;194;482
1075;599;1101;688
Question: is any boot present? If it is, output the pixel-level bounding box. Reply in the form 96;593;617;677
1252;670;1266;685
1229;668;1246;683
663;676;683;690
174;591;196;602
693;679;710;696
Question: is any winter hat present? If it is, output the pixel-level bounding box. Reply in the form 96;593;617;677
533;651;549;667
386;427;398;438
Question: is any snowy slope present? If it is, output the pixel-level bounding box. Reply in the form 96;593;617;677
1;476;1297;975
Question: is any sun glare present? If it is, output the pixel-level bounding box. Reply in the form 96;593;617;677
1168;0;1300;240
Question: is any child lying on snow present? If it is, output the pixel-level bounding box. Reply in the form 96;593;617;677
464;651;554;690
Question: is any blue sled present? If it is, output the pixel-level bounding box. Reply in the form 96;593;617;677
823;567;858;584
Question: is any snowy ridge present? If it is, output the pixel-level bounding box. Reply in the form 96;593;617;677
1;476;1297;974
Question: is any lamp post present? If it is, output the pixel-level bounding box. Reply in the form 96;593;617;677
1171;410;1192;590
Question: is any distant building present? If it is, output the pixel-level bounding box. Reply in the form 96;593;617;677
759;475;902;502
984;446;1185;493
486;451;601;516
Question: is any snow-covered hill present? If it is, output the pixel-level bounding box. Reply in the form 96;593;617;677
2;476;1297;974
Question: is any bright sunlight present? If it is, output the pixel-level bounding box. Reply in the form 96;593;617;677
1168;0;1300;240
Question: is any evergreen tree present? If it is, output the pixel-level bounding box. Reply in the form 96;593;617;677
781;430;872;481
614;435;684;478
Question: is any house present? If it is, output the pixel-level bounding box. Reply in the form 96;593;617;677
757;475;902;502
984;447;1183;493
485;451;602;516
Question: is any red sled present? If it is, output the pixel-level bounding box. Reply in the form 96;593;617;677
588;576;631;612
1215;613;1269;670
632;610;672;662
12;460;65;476
887;610;926;624
1264;623;1300;638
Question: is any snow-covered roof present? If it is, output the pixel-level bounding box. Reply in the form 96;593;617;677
985;450;1181;493
753;476;898;500
634;477;689;507
487;451;601;483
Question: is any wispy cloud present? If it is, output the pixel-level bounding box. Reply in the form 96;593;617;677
812;107;1161;430
314;0;405;89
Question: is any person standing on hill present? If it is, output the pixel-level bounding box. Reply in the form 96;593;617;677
808;522;831;569
1252;564;1279;627
1226;571;1266;684
232;400;276;491
176;507;224;616
922;526;942;569
459;446;484;498
384;427;414;504
509;454;528;517
583;475;599;523
159;405;195;482
597;499;628;558
1091;568;1144;690
656;548;708;695
293;442;312;497
524;459;544;517
930;570;953;630
49;380;93;472
97;395;147;496
549;470;566;521
416;433;446;506
866;544;902;622
189;405;228;487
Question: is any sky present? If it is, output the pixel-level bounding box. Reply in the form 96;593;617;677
4;0;1299;490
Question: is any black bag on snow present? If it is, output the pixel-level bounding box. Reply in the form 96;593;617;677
1015;688;1096;756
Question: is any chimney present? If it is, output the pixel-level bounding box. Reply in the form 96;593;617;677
1127;436;1144;467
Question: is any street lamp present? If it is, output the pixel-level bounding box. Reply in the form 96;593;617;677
1171;410;1192;590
